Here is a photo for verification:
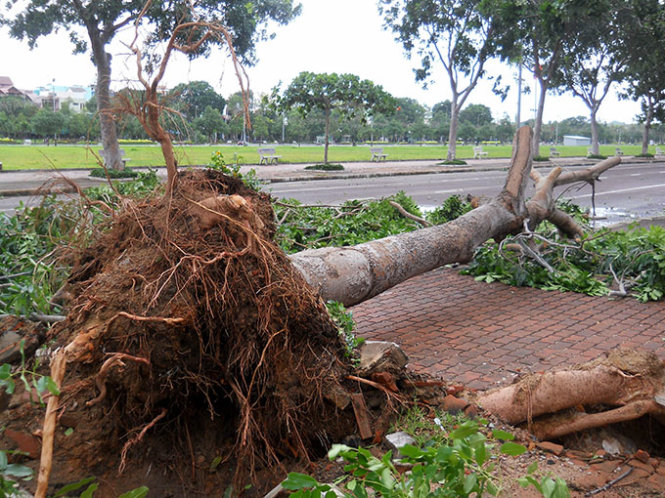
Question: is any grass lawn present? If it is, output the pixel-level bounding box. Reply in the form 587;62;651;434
0;143;654;170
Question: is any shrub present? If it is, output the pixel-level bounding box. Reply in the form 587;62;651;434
304;164;344;171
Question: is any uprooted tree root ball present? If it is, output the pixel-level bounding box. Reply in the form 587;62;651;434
30;169;360;493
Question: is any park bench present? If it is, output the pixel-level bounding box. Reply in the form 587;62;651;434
370;147;388;161
615;147;624;156
473;146;488;159
258;147;281;165
655;147;664;158
549;147;560;157
98;149;131;168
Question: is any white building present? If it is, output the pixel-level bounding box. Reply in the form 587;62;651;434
563;135;591;146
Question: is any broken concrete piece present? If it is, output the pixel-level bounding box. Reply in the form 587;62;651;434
385;431;416;458
357;341;408;375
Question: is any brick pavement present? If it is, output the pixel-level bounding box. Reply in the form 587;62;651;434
351;267;665;390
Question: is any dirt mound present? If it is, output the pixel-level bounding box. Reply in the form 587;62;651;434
5;170;358;495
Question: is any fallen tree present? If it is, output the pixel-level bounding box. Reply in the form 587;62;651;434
291;129;622;306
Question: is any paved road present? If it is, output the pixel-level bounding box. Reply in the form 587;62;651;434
267;161;665;224
2;160;665;226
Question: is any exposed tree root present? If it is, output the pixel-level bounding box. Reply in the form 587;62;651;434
476;349;665;441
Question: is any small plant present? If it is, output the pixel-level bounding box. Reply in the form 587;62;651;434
635;153;654;158
587;153;607;160
282;417;570;498
0;450;33;497
208;151;262;190
0;340;60;403
326;301;364;357
533;155;550;162
439;159;467;165
304;164;344;171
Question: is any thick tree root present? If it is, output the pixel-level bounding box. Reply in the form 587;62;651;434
476;349;665;440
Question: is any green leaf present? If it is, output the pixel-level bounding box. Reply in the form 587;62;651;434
526;461;539;474
64;427;74;436
500;442;527;456
118;486;149;498
491;429;515;441
80;482;100;498
328;444;352;460
53;477;97;497
4;463;34;479
282;472;320;490
464;472;478;493
45;376;60;396
0;364;11;380
397;444;423;458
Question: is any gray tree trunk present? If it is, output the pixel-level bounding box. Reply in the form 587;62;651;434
590;109;600;155
447;98;460;161
532;78;548;158
291;127;534;306
88;28;123;171
642;97;654;155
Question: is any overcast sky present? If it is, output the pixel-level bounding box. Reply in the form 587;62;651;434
1;0;641;124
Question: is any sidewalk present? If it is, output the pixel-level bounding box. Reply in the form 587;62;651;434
0;156;598;196
351;266;665;390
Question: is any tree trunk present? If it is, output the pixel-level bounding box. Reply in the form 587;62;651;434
641;97;654;155
88;30;123;171
324;107;331;164
590;108;600;155
447;98;460;161
290;128;621;307
532;78;548;158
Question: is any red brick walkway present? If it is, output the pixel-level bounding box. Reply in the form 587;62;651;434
351;267;665;390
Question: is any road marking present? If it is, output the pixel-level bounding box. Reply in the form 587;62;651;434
630;173;641;176
568;183;665;199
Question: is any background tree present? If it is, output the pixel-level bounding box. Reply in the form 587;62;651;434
614;0;665;154
491;0;614;156
30;108;66;143
169;81;226;122
193;106;227;143
381;0;497;160
280;72;397;163
560;1;625;155
2;0;301;168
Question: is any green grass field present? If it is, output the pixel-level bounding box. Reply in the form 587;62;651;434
0;143;653;170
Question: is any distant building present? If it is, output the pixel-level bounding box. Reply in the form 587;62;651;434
33;84;93;112
563;135;591;146
0;76;31;99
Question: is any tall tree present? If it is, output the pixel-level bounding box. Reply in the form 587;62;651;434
491;0;614;156
380;0;497;160
280;72;396;164
2;0;301;169
560;1;625;155
614;0;665;154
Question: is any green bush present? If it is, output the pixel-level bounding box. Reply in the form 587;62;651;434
533;155;550;162
89;167;139;179
439;159;467;165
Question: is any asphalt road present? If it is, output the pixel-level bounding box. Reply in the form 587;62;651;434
2;161;664;226
267;161;665;225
